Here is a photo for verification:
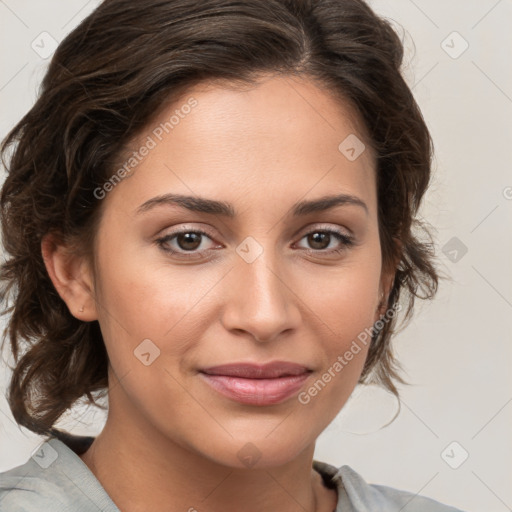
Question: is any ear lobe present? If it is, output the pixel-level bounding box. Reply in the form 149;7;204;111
376;272;394;318
375;238;402;321
41;233;98;321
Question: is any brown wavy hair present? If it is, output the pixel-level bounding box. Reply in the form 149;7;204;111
0;0;439;437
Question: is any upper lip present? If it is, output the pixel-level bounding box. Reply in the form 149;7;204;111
200;361;312;379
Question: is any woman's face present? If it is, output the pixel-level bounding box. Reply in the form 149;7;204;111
86;74;391;467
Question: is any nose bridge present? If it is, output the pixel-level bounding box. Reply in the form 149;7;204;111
222;238;300;342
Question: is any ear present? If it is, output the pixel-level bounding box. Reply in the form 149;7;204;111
41;232;98;321
375;238;402;320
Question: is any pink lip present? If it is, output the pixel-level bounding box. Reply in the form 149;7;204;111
199;361;312;405
201;361;311;378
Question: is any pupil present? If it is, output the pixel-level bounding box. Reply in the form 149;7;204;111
175;232;331;252
309;232;329;250
178;232;201;251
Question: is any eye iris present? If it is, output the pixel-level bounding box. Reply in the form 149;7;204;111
308;232;330;250
177;232;202;251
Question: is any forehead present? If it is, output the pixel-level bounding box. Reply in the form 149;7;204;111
104;74;377;217
158;73;371;158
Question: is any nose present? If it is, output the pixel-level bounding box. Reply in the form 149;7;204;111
220;250;301;343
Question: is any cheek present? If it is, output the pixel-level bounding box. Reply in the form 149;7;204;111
293;255;380;417
296;295;374;431
300;255;381;341
92;245;230;376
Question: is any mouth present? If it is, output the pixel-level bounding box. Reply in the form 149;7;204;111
200;361;312;379
198;361;313;405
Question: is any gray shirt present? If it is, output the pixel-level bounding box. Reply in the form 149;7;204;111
0;434;465;511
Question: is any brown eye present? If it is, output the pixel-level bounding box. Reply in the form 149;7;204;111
306;232;331;250
296;228;355;256
156;229;218;257
175;232;203;251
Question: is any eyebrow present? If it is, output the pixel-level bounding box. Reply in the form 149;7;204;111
136;192;368;217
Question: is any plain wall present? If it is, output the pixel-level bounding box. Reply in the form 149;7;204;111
1;1;511;511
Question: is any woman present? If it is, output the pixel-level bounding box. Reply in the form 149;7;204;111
0;0;464;510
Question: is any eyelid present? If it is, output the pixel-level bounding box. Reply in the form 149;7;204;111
159;224;218;239
293;224;355;253
158;222;352;242
295;222;353;239
157;225;220;248
155;222;356;257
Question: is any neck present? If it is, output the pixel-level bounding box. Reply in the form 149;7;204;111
79;398;337;512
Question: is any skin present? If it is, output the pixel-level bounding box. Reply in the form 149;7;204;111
42;73;396;512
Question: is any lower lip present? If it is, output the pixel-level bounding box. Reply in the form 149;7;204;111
199;372;311;405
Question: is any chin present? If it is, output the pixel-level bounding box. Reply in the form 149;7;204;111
198;433;313;470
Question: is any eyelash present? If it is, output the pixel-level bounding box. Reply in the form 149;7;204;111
155;226;355;259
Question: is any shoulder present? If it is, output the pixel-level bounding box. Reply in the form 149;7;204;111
0;438;119;512
0;441;73;512
313;461;466;512
338;465;465;511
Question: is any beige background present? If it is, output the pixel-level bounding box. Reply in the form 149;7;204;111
1;1;511;511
